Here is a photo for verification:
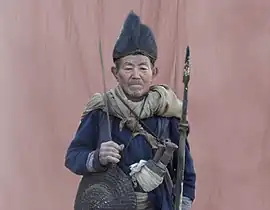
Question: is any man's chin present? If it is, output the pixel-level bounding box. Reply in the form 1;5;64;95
125;89;146;100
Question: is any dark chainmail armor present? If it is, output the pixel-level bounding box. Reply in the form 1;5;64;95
74;164;137;210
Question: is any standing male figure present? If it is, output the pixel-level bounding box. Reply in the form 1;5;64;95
65;11;196;210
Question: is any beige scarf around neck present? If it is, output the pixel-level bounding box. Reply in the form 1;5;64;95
81;84;183;148
81;84;183;121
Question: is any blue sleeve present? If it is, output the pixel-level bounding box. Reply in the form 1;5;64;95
64;110;99;175
170;117;196;201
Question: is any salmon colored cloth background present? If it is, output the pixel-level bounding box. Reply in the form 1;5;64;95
1;0;270;209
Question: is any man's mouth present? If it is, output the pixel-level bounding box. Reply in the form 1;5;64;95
129;84;143;88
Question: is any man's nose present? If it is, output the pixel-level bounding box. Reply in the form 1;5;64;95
131;68;140;78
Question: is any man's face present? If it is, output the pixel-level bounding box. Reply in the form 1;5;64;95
111;54;158;101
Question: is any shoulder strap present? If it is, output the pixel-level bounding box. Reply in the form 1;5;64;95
138;116;170;149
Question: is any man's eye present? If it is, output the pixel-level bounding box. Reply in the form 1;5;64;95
140;67;148;71
124;66;133;70
124;68;133;71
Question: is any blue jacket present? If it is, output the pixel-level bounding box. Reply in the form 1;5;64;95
65;109;196;210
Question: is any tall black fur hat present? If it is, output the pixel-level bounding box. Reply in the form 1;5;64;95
112;10;157;65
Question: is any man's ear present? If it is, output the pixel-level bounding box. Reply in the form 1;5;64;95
152;66;159;79
111;66;118;81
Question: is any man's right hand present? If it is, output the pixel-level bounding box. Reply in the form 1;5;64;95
99;141;124;166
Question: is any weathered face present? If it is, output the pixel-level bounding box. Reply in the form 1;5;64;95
111;54;158;101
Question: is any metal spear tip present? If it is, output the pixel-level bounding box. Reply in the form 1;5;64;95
185;45;190;63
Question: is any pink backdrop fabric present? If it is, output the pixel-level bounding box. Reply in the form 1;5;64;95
1;0;270;209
